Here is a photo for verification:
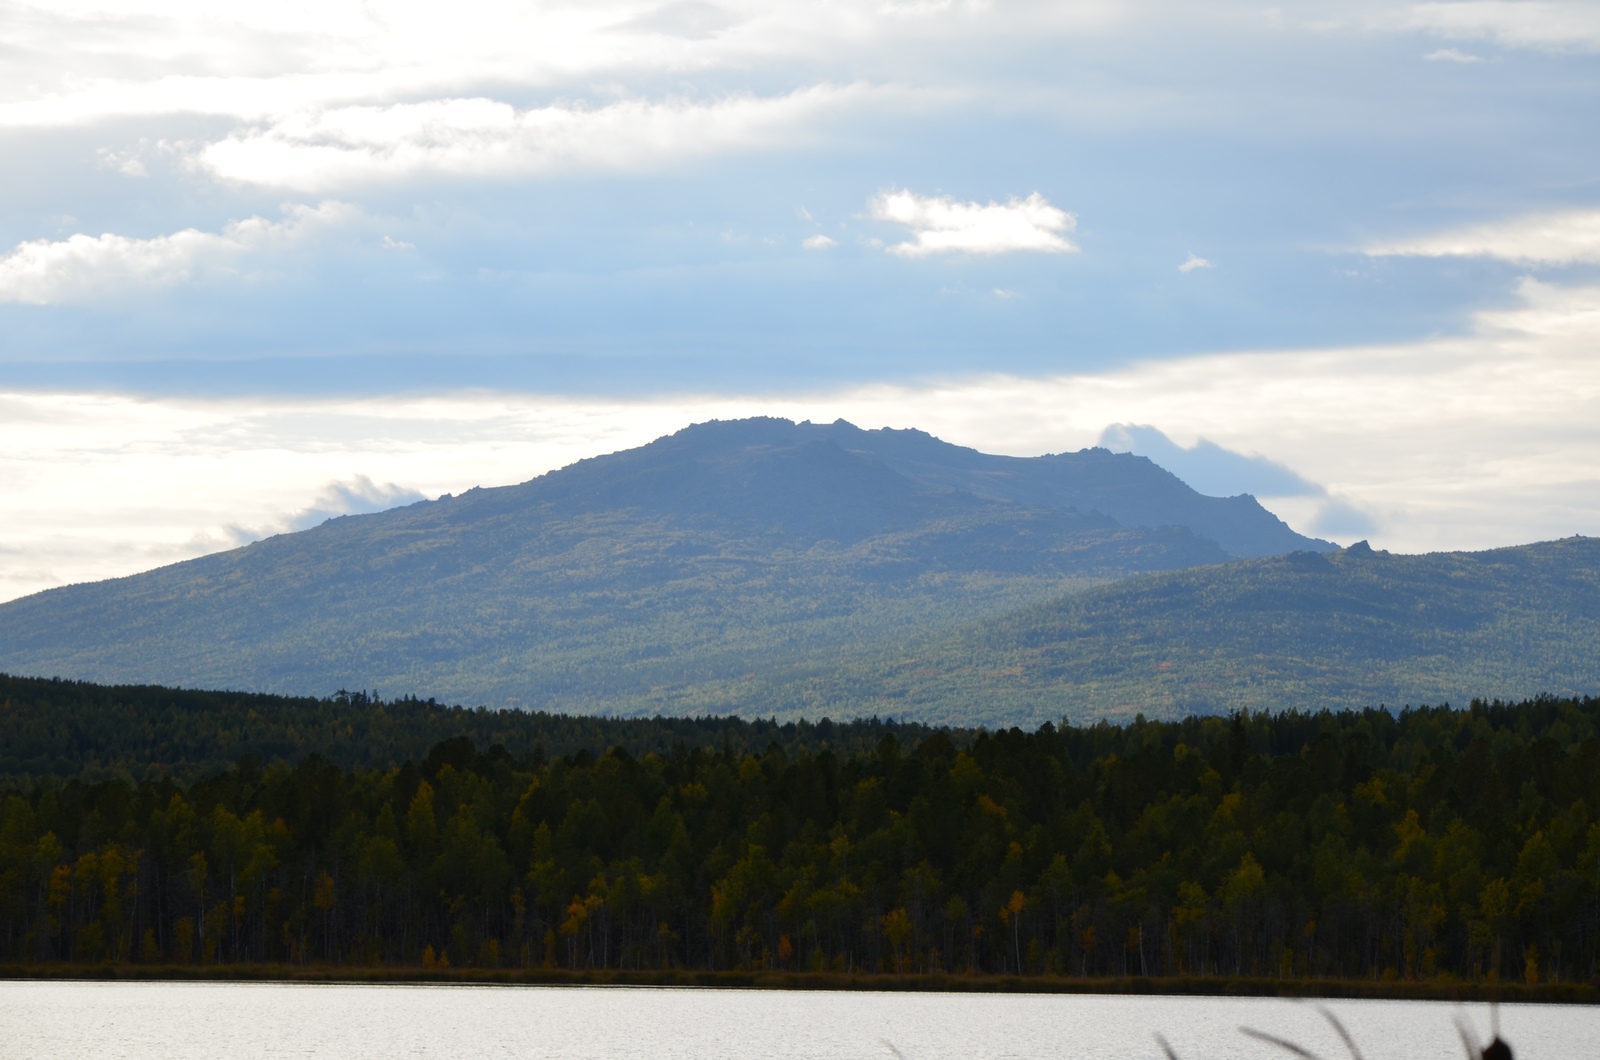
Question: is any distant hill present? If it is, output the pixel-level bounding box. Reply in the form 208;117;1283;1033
779;537;1600;726
0;418;1324;713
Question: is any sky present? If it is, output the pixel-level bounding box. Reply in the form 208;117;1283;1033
2;0;1599;602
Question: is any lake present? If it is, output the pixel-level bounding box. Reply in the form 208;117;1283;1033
0;982;1590;1060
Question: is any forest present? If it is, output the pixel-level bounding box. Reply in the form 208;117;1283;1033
0;673;936;780
2;681;1598;986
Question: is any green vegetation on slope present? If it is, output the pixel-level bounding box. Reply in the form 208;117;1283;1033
774;537;1600;726
4;420;1595;728
0;418;1316;718
5;536;1597;730
2;691;1597;986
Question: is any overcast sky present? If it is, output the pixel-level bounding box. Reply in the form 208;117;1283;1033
3;0;1599;600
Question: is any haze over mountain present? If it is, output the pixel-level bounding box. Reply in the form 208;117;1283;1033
0;418;1327;716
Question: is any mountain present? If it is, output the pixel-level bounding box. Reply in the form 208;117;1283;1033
778;418;1324;558
783;537;1600;726
0;418;1325;712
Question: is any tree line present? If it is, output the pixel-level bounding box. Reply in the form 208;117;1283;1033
0;673;936;781
1;690;1598;984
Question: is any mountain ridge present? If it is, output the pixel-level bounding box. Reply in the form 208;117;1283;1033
0;417;1311;710
0;418;1592;726
779;535;1600;725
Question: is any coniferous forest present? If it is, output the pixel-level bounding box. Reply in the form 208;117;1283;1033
2;677;1599;988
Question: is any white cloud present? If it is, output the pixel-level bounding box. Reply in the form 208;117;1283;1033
1099;424;1321;498
1476;276;1600;336
0;202;356;304
0;0;1582;222
1365;208;1600;265
229;475;425;541
197;86;867;191
1423;47;1482;61
95;145;150;177
802;234;837;249
1178;253;1213;272
1099;424;1377;537
0;0;1117;131
288;475;425;531
0;0;1582;205
1400;1;1600;53
6;273;1600;600
870;190;1077;257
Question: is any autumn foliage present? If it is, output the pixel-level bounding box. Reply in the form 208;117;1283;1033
2;697;1599;984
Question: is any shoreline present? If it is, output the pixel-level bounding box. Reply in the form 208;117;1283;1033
2;964;1595;1003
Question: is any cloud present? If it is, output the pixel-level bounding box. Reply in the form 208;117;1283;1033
0;1;1111;132
1400;1;1600;53
1307;496;1378;538
1098;423;1378;538
197;86;868;191
1364;209;1600;266
802;234;837;249
96;145;150;177
1475;276;1600;336
6;272;1600;600
5;267;1600;601
0;202;355;304
1423;47;1482;62
281;476;427;533
611;1;740;40
215;476;422;547
1178;253;1213;272
870;190;1077;257
1099;424;1322;498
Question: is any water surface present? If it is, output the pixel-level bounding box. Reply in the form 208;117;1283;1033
0;982;1588;1060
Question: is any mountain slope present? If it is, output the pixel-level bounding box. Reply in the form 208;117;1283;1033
776;537;1600;726
0;418;1315;710
796;418;1326;557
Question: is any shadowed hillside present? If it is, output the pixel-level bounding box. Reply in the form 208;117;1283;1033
0;418;1318;713
785;537;1600;725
